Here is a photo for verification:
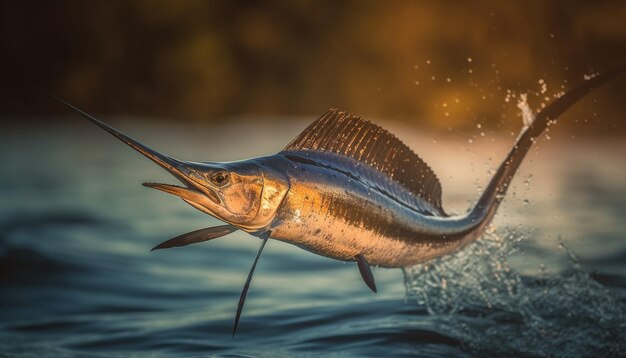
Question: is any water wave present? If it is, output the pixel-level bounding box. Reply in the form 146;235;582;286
403;229;626;357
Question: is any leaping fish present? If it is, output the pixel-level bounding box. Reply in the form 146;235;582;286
51;65;625;335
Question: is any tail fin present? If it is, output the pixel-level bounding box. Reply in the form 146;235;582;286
467;64;626;227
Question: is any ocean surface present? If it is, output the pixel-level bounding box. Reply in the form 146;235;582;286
1;118;625;357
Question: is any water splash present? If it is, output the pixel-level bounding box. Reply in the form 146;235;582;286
517;93;536;127
403;230;626;356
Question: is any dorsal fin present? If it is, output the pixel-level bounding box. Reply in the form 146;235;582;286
282;109;443;209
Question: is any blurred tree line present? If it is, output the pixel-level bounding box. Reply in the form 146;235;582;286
2;0;625;132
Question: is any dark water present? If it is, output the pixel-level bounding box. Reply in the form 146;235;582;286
1;120;625;357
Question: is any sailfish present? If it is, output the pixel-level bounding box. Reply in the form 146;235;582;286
51;65;625;335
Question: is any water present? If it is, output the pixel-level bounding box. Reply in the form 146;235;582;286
1;119;625;357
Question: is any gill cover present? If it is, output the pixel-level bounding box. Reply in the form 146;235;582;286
202;162;289;231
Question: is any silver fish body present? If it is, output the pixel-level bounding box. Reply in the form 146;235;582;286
249;152;473;268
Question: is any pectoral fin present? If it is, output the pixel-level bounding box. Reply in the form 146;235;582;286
355;254;377;293
151;225;239;251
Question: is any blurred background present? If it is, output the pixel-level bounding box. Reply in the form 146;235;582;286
2;0;626;133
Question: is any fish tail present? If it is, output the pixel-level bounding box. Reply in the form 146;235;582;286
467;64;626;231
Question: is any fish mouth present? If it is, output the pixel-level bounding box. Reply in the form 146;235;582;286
142;181;221;206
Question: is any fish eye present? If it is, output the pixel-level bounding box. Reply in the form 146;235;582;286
211;172;229;186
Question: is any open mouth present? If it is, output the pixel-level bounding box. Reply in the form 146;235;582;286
143;182;221;205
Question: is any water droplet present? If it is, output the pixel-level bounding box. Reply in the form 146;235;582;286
517;93;535;127
523;174;533;187
476;123;482;129
467;57;472;62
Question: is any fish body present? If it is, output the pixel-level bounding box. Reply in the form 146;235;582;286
260;151;458;268
219;110;482;268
